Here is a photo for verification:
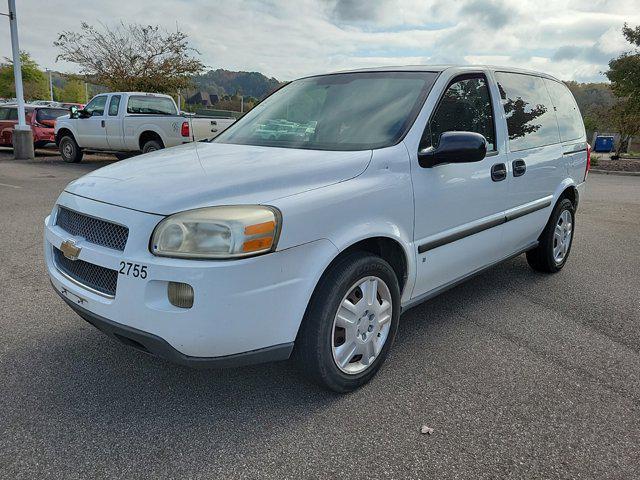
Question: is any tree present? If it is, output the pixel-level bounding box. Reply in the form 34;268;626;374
54;22;205;93
606;24;640;99
604;100;640;155
59;78;85;103
0;51;48;100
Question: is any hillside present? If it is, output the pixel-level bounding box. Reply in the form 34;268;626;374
189;69;283;100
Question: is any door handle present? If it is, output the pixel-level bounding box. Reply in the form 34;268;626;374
491;163;507;182
512;159;526;177
101;120;105;128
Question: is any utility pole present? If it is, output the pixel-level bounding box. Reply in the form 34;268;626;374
48;69;54;101
3;0;34;159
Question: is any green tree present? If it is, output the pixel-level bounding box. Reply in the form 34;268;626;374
0;51;48;100
606;24;640;99
59;79;85;103
605;100;640;155
54;22;205;93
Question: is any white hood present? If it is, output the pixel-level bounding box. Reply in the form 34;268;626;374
64;142;372;215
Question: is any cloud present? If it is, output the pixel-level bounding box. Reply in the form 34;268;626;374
0;0;638;83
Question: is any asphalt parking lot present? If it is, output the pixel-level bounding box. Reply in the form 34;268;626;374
1;148;639;479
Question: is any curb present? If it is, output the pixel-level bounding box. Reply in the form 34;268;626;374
590;169;640;177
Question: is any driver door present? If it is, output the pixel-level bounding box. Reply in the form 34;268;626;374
76;95;109;149
411;72;509;299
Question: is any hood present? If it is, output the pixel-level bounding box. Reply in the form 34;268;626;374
65;142;371;215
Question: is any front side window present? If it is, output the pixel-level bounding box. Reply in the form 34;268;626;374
108;95;121;116
127;96;176;115
7;108;18;120
422;74;496;151
36;108;68;122
0;108;9;120
544;79;585;142
495;72;560;151
216;72;438;151
84;96;107;117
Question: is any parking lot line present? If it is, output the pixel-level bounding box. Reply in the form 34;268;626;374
0;182;22;189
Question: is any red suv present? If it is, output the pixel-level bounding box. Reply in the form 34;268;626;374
0;104;69;148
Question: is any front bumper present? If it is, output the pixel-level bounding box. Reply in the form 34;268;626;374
45;192;337;363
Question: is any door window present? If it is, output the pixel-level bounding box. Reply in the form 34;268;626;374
84;96;107;116
7;108;18;120
423;74;496;151
495;72;560;151
0;108;8;120
544;79;585;142
108;95;121;116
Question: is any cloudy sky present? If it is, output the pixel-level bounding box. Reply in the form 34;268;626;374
1;0;638;82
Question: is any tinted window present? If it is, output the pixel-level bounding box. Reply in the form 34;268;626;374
495;72;560;151
544;80;584;142
423;75;495;151
109;95;121;116
216;72;438;151
0;108;8;120
84;96;107;116
7;108;18;120
36;108;68;122
127;96;176;115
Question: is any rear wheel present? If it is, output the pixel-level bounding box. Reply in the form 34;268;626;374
141;139;163;154
294;252;400;392
526;198;575;273
59;135;83;163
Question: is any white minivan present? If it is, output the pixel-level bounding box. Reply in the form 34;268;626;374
44;66;589;392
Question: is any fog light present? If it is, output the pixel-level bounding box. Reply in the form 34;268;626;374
168;282;194;309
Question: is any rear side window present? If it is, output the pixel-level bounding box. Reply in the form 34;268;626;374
495;72;560;151
127;96;176;115
424;74;496;151
0;108;8;120
7;108;18;120
108;95;121;116
36;108;68;122
544;80;585;142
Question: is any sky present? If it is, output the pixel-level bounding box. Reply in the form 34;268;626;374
1;0;638;83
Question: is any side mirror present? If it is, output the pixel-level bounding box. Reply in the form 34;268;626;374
69;105;79;119
418;131;487;168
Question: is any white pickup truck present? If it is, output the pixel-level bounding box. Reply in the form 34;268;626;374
54;92;235;162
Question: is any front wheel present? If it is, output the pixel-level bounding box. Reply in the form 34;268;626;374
59;135;83;163
526;198;575;273
294;252;400;392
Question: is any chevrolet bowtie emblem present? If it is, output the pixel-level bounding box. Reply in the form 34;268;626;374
60;239;81;261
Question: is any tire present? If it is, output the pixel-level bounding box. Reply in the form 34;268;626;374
526;198;575;273
141;139;163;154
59;135;83;163
294;252;401;392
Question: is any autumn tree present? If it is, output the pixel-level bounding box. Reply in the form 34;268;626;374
0;52;48;100
605;23;640;154
54;22;205;93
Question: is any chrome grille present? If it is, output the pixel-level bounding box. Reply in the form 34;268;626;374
53;248;118;297
56;206;129;251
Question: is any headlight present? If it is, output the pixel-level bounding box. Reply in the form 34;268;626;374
151;205;281;259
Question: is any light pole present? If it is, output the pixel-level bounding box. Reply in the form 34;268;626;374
48;69;54;102
3;0;34;159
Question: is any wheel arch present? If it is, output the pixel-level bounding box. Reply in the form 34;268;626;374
55;128;76;146
554;179;579;210
138;130;165;150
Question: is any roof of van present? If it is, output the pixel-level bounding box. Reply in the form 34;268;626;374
325;65;563;82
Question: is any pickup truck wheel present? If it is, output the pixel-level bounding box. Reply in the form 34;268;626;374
294;252;400;392
59;135;83;163
526;198;575;273
142;139;163;154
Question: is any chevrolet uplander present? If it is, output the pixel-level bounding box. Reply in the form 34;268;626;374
45;66;589;392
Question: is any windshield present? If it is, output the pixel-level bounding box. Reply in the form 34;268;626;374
36;108;68;122
127;96;177;115
215;72;438;151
